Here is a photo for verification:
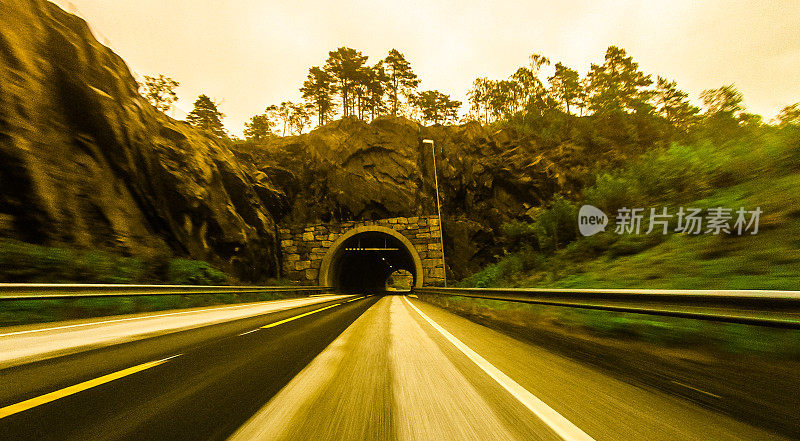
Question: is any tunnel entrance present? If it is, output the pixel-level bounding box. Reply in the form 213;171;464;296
320;226;424;294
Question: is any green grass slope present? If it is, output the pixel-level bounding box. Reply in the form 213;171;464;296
460;124;800;290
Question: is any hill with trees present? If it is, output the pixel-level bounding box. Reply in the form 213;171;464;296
2;0;799;286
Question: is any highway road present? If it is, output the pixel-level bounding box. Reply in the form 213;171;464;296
0;295;792;440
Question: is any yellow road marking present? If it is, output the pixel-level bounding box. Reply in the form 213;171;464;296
0;355;179;419
260;303;341;329
345;296;366;303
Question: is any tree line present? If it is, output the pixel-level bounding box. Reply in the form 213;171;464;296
463;46;800;136
139;48;461;140
140;46;800;141
243;47;461;140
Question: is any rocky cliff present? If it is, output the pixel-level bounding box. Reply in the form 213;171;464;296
0;0;575;283
234;117;576;279
0;0;285;281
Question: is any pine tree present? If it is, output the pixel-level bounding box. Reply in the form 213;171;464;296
654;76;699;132
186;94;226;137
548;63;581;116
412;90;461;125
325;47;368;118
586;46;654;114
243;113;274;142
467;77;492;124
383;49;420;116
700;84;744;117
363;62;389;120
300;66;337;126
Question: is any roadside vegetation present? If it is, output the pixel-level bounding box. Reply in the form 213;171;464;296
0;238;304;327
448;120;800;358
452;47;800;290
0;239;229;285
0;239;292;327
459;123;800;290
443;47;800;359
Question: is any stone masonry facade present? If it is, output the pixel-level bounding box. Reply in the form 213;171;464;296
278;215;445;286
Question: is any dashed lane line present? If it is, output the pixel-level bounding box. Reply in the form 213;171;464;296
260;303;341;329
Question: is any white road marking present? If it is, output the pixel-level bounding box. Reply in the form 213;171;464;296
238;329;261;336
0;303;264;337
0;296;349;338
671;380;721;398
404;296;596;441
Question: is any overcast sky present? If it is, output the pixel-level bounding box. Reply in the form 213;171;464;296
51;0;800;137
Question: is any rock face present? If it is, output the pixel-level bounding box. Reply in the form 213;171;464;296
234;117;570;279
0;0;285;281
0;0;573;283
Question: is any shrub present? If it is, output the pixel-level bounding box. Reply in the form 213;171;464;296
584;173;642;214
534;195;578;253
501;220;538;251
0;239;229;285
167;258;228;285
586;143;717;211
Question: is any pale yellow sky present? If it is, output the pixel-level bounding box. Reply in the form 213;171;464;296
51;0;800;137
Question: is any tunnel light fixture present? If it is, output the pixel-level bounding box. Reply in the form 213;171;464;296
344;247;400;251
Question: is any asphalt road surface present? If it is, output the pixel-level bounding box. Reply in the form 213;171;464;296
0;295;792;440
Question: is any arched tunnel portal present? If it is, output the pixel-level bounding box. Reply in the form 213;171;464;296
320;226;424;293
279;216;444;291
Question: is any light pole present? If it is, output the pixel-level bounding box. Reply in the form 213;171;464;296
422;139;446;287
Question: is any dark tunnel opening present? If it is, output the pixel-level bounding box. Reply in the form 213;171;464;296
327;231;419;294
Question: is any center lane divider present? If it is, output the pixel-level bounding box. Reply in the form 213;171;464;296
259;296;364;330
0;354;182;419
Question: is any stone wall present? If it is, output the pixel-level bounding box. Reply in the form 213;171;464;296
278;215;445;286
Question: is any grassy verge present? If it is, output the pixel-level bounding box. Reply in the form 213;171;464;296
422;294;800;359
0;239;230;285
0;239;303;327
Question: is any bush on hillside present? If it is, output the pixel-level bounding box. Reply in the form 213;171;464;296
0;240;229;285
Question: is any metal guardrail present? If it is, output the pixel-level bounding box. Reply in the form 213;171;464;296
412;287;800;329
0;284;335;300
